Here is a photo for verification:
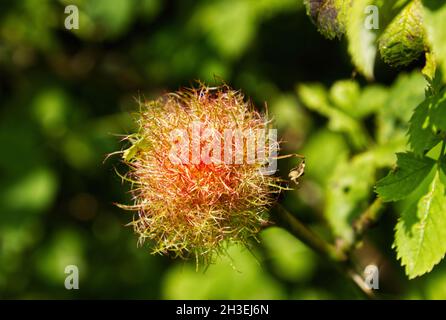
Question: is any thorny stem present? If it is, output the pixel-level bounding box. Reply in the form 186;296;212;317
273;204;376;299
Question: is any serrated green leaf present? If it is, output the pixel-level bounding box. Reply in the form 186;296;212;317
430;90;446;131
422;1;446;84
408;96;441;155
395;172;446;279
376;152;435;202
378;0;426;67
346;0;377;79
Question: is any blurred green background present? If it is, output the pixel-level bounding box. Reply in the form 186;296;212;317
1;0;446;299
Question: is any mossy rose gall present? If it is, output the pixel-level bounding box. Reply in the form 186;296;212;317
116;85;284;264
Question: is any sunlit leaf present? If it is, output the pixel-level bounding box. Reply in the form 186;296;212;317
376;152;435;202
395;172;446;279
346;0;377;79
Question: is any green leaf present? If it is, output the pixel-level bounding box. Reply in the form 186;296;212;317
329;80;360;113
386;72;427;120
302;129;349;184
297;83;330;113
408;96;441;155
439;159;446;187
260;227;315;282
122;135;150;162
376;72;426;144
355;85;388;118
377;0;414;26
422;51;437;82
297;83;369;148
395;172;446;279
376;152;435;202
430;90;446;131
303;0;350;40
325;153;376;243
346;0;377;79
325;137;405;243
378;0;426;67
422;1;446;84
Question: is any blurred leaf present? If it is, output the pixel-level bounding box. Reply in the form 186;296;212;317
297;83;329;111
260;227;316;282
395;172;446;279
302;129;348;185
367;137;407;168
346;0;377;79
269;94;309;132
1;167;57;213
291;288;333;299
63;133;96;169
190;0;302;59
377;72;426;144
325;153;376;243
190;0;255;59
1;0;57;51
325;138;404;242
84;0;134;39
422;1;446;83
32;88;70;137
424;271;446;299
162;245;284;299
329;80;360;114
36;230;86;284
385;72;427;120
354;85;388;118
376;152;435;202
297;83;368;148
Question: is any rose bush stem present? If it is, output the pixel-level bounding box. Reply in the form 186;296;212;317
273;204;375;299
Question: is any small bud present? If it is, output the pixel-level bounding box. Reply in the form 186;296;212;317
378;0;426;67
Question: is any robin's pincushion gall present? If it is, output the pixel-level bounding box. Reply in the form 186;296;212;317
117;85;284;264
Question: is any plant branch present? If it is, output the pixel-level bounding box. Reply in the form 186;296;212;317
352;198;385;245
274;204;346;262
272;204;375;299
